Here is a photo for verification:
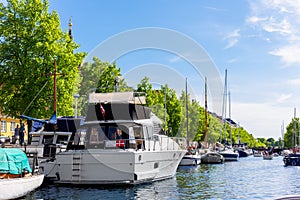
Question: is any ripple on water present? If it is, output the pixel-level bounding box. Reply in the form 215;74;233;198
23;156;300;200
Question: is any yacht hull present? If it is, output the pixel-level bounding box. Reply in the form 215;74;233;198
179;154;201;166
0;174;44;200
53;149;185;185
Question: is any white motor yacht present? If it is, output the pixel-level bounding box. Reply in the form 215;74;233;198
41;92;186;185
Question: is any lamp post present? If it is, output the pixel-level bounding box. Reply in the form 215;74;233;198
73;94;80;118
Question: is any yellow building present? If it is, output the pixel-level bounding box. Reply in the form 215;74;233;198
0;114;28;141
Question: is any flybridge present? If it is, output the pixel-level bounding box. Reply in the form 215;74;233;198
86;92;151;122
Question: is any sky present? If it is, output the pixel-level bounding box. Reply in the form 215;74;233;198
5;0;300;139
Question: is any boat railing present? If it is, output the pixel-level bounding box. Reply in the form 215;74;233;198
85;136;187;151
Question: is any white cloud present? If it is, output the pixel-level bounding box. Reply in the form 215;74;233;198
269;45;300;66
247;0;300;66
277;94;292;103
224;29;240;49
227;58;238;63
246;16;267;24
224;38;239;49
262;18;292;35
287;78;300;86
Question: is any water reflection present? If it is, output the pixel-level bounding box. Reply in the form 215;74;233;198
23;157;300;200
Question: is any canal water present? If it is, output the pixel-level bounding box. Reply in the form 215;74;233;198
23;156;299;200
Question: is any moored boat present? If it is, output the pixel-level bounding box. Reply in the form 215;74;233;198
200;150;224;164
41;92;186;185
179;145;201;166
253;150;263;157
283;154;300;166
218;147;239;161
19;117;82;181
0;148;44;200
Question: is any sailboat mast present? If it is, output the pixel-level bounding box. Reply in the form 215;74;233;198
293;108;296;147
53;59;57;114
281;120;284;148
238;122;240;144
204;77;208;145
220;69;228;143
186;78;189;143
229;91;232;145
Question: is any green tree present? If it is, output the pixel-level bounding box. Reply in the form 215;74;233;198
178;92;202;141
136;77;168;131
284;118;300;148
79;57;111;116
162;85;182;137
207;114;222;145
136;78;182;136
79;58;132;115
96;61;130;93
0;0;85;118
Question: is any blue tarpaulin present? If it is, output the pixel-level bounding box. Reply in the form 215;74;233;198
0;148;32;174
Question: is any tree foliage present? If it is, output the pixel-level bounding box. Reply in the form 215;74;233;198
178;91;202;141
78;58;131;116
136;77;182;136
96;61;130;93
284;117;300;148
0;0;85;118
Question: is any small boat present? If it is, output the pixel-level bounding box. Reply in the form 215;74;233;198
235;148;250;157
283;154;300;166
262;151;273;160
179;145;201;166
0;148;44;200
201;151;224;164
263;155;273;160
19;117;82;181
219;147;239;161
233;131;250;158
253;150;262;157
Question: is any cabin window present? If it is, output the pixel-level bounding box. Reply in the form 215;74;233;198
133;126;143;139
89;126;105;144
74;129;86;145
108;126;117;140
134;126;144;150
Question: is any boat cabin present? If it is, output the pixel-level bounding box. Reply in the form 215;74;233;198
71;120;154;150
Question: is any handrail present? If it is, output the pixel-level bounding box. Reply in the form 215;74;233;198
85;136;187;151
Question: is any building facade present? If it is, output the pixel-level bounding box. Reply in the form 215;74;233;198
0;114;28;141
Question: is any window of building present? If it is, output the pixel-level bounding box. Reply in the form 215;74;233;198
10;122;16;132
1;120;7;132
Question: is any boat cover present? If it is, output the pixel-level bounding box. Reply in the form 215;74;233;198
0;148;32;174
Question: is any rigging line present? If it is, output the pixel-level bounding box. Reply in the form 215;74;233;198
22;80;49;115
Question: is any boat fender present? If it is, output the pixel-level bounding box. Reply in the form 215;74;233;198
55;172;60;181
